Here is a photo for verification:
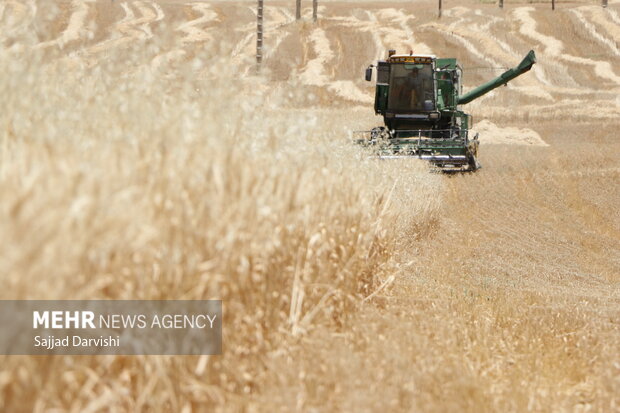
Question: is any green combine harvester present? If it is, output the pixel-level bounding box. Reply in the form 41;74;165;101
357;49;537;171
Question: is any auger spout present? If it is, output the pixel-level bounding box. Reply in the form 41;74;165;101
457;50;536;105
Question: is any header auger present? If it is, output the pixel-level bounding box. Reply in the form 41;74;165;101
356;50;537;171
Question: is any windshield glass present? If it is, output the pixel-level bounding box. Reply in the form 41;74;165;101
388;63;435;111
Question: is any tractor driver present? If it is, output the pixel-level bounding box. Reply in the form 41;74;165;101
395;67;422;110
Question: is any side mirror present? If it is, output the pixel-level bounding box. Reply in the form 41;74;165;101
365;66;372;82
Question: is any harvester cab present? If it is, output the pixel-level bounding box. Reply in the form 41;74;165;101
358;49;537;171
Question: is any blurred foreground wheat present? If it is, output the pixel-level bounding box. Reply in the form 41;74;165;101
0;45;440;411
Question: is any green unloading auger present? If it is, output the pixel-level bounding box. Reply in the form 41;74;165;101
457;50;537;105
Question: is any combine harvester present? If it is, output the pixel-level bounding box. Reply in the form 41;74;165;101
357;50;536;171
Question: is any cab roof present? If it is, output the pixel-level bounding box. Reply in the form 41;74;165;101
390;54;436;59
387;55;436;64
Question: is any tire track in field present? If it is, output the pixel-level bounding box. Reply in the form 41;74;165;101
35;0;93;50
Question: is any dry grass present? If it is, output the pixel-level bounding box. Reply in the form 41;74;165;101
0;45;440;411
1;0;619;412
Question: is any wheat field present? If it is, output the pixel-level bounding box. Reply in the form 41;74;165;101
0;0;619;411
